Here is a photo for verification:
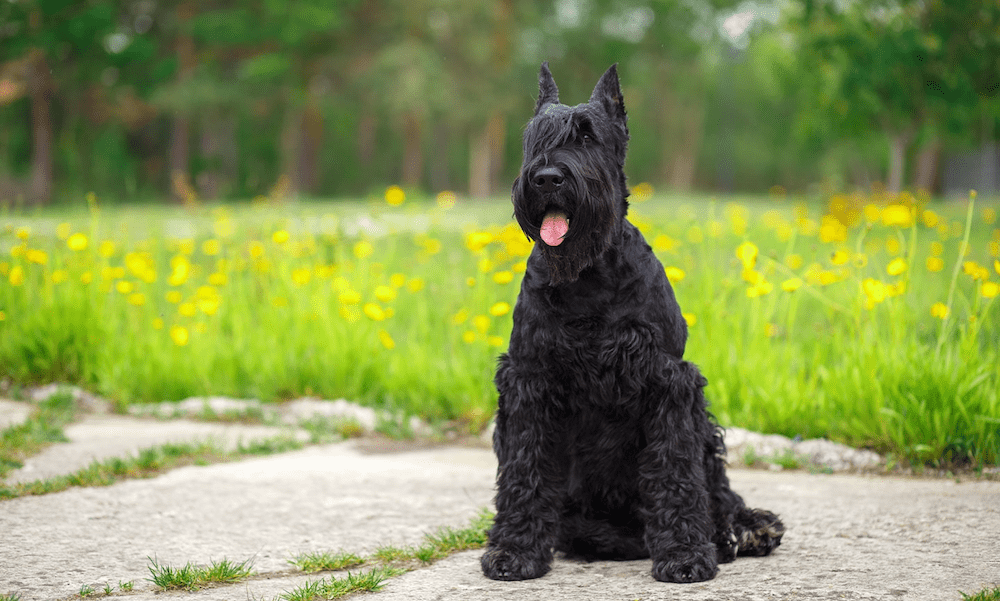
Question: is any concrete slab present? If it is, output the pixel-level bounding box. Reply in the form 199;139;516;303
1;440;998;601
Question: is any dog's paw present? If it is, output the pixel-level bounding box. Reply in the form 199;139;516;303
481;547;551;581
651;546;719;583
735;508;785;557
715;527;739;564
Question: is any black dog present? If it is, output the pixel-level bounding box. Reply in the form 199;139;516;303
481;63;784;584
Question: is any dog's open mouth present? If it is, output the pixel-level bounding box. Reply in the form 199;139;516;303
540;211;570;246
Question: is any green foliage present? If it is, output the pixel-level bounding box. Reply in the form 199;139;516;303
0;390;75;478
962;587;1000;601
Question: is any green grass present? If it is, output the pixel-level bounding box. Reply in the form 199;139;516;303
279;509;493;601
280;567;405;601
147;556;255;591
0;595;20;601
962;587;1000;601
0;436;304;500
2;193;999;468
0;390;75;478
289;551;364;573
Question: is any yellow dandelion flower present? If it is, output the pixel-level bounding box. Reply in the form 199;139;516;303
926;257;945;272
490;302;511;317
375;285;397;303
683;312;697;327
746;280;773;298
353;240;374;259
339;306;361;322
742;268;764;285
881;205;913;228
473;314;491;334
995;260;1000;275
248;241;265;259
25;249;48;265
466;231;493;253
819;216;848;243
736;241;758;270
385;185;405;207
51;269;68;284
451;308;469;325
930;302;949;319
152;317;164;330
980;281;999;299
478;257;493;273
56;223;72;240
202;239;221;256
8;265;25;286
338;289;361;305
95;240;114;257
272;296;288;308
169;325;189;346
166;291;182;304
886;238;901;255
198;297;219;315
631;182;654;201
664;266;686;284
493;271;514;285
922;209;940;228
390;273;407;288
983;207;997;225
485;336;503;347
15;226;30;240
208;272;227;286
116;280;134;294
292;268;312;286
462;330;477;344
862;278;887;309
80;271;92;284
467;277;477;287
128;293;146;306
785;254;803;270
168;256;191;286
886;257;908;276
963;261;989;281
830;249;850;266
178;239;195;255
930;241;944;256
436;190;456;209
363;303;386;321
377;329;396;350
420;237;442;255
407;277;425;292
781;278;803;292
653;234;679;252
179;302;197;317
272;230;290;244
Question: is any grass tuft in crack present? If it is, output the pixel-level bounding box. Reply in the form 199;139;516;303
0;391;75;478
280;509;494;601
0;436;307;500
147;556;255;591
280;567;405;601
0;595;20;601
962;587;1000;601
289;551;364;573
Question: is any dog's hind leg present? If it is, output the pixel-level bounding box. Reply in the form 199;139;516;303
638;359;720;583
733;506;785;557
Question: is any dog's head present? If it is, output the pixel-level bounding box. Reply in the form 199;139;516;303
513;63;631;286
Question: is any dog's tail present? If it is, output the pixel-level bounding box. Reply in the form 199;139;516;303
733;506;784;556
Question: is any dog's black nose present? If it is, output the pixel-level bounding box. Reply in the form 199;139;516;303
532;167;564;193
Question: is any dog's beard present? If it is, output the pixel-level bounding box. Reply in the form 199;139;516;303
513;170;618;286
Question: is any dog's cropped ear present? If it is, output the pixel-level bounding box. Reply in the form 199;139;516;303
590;64;627;126
535;61;560;115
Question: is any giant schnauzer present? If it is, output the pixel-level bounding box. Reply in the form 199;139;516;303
481;63;784;584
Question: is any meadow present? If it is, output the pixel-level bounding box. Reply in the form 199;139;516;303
1;186;998;468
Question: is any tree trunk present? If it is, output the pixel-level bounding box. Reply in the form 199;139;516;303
912;135;941;195
169;3;196;204
401;112;423;188
886;131;912;196
469;110;505;198
279;102;303;199
27;46;53;204
300;98;323;194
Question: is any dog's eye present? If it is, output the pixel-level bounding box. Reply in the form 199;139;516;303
581;133;591;144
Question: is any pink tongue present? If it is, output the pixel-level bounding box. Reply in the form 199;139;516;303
540;212;569;246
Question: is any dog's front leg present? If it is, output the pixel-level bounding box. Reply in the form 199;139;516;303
481;375;566;581
638;359;719;583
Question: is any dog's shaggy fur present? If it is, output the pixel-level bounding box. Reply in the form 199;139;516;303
480;63;785;584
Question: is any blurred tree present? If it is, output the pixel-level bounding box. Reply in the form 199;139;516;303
792;0;1000;194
